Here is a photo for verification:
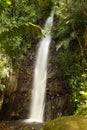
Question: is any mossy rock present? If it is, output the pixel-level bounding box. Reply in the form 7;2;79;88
42;116;87;130
22;127;30;130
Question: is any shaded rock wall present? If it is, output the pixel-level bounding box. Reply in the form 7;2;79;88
0;71;18;120
11;39;71;121
11;44;37;119
0;40;71;121
45;39;71;121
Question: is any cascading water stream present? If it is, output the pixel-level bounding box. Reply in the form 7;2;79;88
25;10;54;123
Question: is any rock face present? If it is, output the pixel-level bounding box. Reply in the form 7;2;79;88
11;44;37;119
0;71;18;120
11;39;71;121
0;38;71;121
45;40;71;121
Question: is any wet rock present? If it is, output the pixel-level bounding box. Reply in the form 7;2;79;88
3;39;71;122
45;40;71;121
11;112;20;120
31;127;35;130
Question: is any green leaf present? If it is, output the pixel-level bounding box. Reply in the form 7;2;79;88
0;23;42;43
6;0;11;5
80;91;87;97
0;84;5;91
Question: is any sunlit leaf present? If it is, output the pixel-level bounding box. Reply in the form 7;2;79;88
6;0;11;5
80;91;87;97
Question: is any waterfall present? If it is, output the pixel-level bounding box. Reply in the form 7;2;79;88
26;11;54;123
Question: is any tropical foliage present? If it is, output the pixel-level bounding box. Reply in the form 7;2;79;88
0;0;87;116
53;0;87;114
0;0;42;92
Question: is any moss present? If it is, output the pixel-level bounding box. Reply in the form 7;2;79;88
22;127;29;130
42;116;87;130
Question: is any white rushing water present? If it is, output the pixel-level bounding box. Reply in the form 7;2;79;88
26;11;54;123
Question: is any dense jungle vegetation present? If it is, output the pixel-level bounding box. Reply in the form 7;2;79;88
0;0;87;123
